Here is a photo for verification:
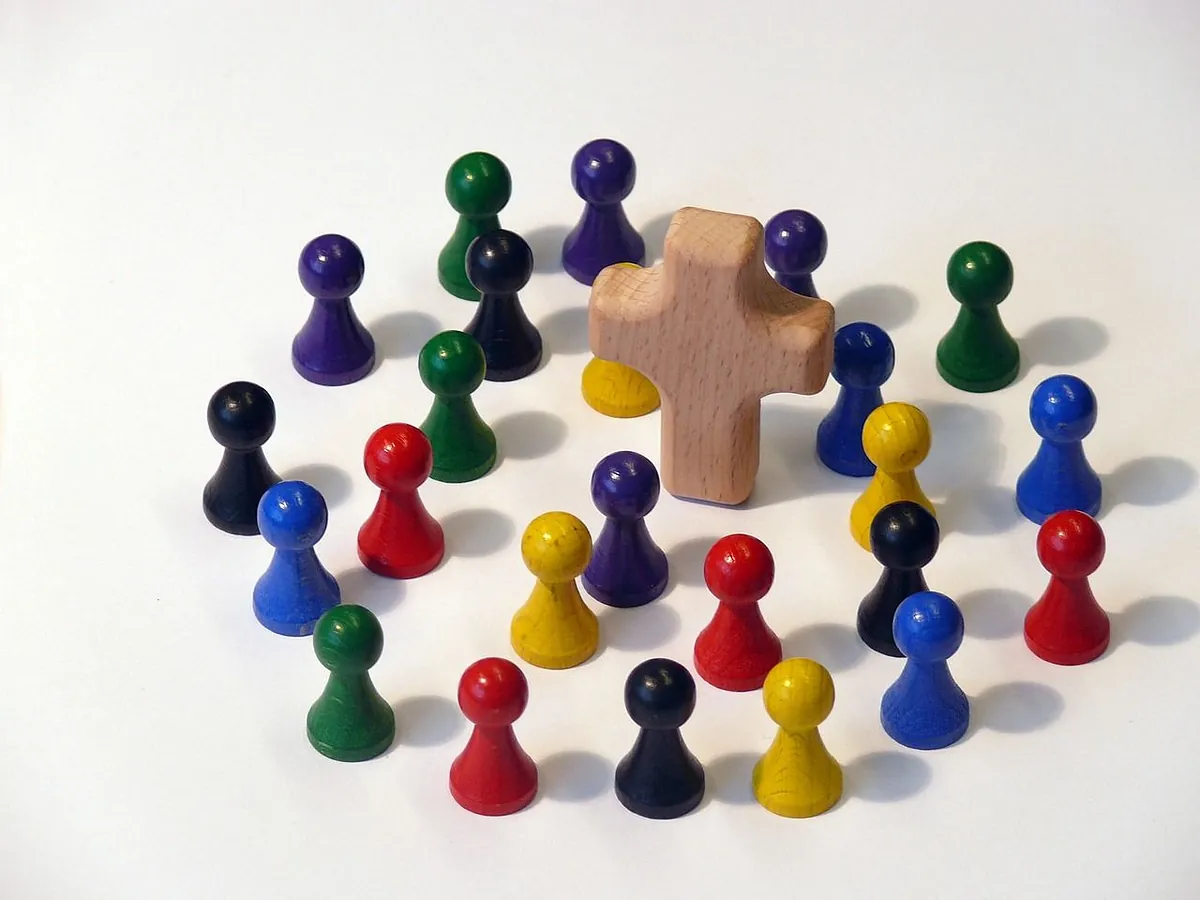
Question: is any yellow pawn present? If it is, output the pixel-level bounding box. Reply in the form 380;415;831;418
511;512;600;669
849;401;936;550
582;263;660;418
752;658;843;818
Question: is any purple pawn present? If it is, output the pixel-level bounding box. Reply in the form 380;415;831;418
581;450;669;608
292;234;375;386
764;209;827;298
561;139;646;286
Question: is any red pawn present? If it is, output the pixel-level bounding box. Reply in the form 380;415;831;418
357;423;445;579
693;534;783;692
449;657;538;816
1024;510;1110;665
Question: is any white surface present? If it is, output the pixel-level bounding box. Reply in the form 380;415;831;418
2;2;1199;898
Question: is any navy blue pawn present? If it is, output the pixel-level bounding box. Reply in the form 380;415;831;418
881;591;969;750
254;481;341;636
581;451;669;608
203;381;281;536
858;501;940;657
816;322;894;476
614;658;705;819
463;230;543;381
1015;374;1101;524
292;234;375;386
764;209;828;297
561;138;646;285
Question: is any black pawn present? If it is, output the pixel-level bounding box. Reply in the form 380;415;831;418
857;501;940;657
463;229;543;381
614;658;705;819
203;381;282;535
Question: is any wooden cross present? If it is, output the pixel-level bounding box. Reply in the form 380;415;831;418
588;206;835;505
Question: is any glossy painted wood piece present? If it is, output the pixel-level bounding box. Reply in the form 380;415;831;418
849;402;935;551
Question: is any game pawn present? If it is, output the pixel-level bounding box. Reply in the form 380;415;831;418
202;380;281;536
561;138;646;285
936;240;1020;392
463;229;543;381
449;657;538;816
581;450;669;608
849;402;936;551
292;234;375;386
764;209;828;297
357;423;445;579
438;151;512;301
580;262;661;419
1025;510;1110;665
693;534;783;692
881;591;970;750
511;512;600;669
614;658;705;820
1016;374;1101;524
752;658;843;818
306;604;395;762
816;322;895;476
417;331;497;483
253;480;340;636
858;500;941;657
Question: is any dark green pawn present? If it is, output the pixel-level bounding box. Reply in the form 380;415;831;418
306;605;395;762
438;151;512;301
418;331;497;482
936;241;1020;392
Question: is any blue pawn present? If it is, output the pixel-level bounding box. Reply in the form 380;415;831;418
1015;374;1101;524
764;209;827;297
881;591;969;750
816;322;894;476
253;480;341;636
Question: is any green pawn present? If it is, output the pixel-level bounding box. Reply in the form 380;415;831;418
437;151;512;301
418;330;497;482
306;605;395;762
936;241;1020;392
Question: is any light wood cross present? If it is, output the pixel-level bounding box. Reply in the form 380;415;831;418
588;206;835;505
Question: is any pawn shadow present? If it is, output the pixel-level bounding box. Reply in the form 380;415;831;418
538;305;590;356
1102;456;1197;515
368;310;442;361
781;623;867;674
967;681;1064;738
279;463;354;508
1018;316;1109;378
335;567;405;615
844;751;932;803
667;536;721;588
493;411;568;462
835;285;919;332
703;751;758;805
597;602;682;652
753;403;862;506
537;750;612;802
640;211;676;265
523;224;573;274
441;508;515;557
1110;595;1200;649
392;695;463;748
956;588;1030;640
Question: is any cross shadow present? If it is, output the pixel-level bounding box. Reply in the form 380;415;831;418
597;602;683;652
537;305;590;355
667;535;721;587
1018;316;1110;379
640;211;676;265
703;751;758;805
965;681;1064;739
492;411;568;463
278;463;354;508
844;751;932;802
1101;456;1197;515
335;567;405;615
835;285;919;332
368;310;443;360
781;623;867;673
1109;595;1200;649
392;695;463;748
441;507;515;557
523;223;573;274
752;402;862;506
956;588;1030;640
537;750;612;802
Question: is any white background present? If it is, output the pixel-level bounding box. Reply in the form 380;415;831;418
2;2;1199;898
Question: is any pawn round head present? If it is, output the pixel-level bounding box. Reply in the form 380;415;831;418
947;241;1012;308
624;658;696;731
764;209;828;277
364;423;433;493
862;402;932;472
1029;374;1097;444
445;151;511;217
257;480;328;551
466;229;534;296
1037;510;1105;579
571;138;636;206
521;512;592;583
893;591;964;662
869;501;940;570
831;322;895;389
704;534;774;606
762;658;835;732
418;330;486;398
313;604;384;675
207;381;275;451
298;234;365;300
590;450;660;520
458;657;528;728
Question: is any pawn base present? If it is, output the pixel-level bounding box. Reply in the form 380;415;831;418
449;772;538;817
292;352;376;387
1024;627;1110;666
581;571;667;609
307;718;395;763
358;545;445;580
581;357;660;418
203;497;260;536
935;346;1020;394
429;453;496;484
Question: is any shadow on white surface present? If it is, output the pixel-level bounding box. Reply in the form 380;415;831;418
1102;456;1197;514
368;310;443;360
537;305;590;356
835;285;919;332
524;223;572;274
442;507;515;557
1109;595;1200;649
1018;316;1110;377
597;602;682;652
753;404;862;507
335;567;405;615
968;681;1064;736
640;211;675;265
279;462;354;508
703;751;759;805
844;751;932;803
781;622;867;673
537;750;613;802
666;535;722;588
493;410;568;462
956;588;1030;640
393;695;463;748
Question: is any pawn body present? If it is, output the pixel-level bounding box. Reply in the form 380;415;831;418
562;139;646;285
511;513;599;669
253;481;340;636
292;234;375;385
858;501;940;657
615;658;705;819
418;331;497;482
816;322;895;477
581;450;669;608
881;591;970;750
438;151;512;300
850;402;935;551
203;381;281;535
580;263;660;418
1016;374;1101;524
693;534;782;692
357;424;444;579
1025;510;1109;665
936;241;1019;392
753;658;842;818
463;230;542;381
764;209;827;297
